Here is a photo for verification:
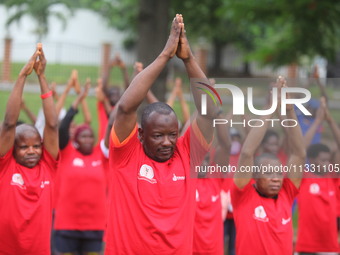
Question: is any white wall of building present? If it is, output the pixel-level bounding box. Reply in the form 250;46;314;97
0;5;136;65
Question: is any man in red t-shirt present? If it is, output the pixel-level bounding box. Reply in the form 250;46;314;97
296;99;340;254
104;15;219;255
231;77;305;255
0;44;59;254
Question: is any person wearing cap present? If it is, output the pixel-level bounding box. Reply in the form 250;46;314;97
53;82;108;255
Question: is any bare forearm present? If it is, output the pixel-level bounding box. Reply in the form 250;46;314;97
3;75;27;127
39;75;58;128
328;117;340;149
22;107;37;124
303;118;322;148
118;54;169;113
286;109;305;158
81;99;92;125
185;57;216;119
121;67;130;90
56;81;72;115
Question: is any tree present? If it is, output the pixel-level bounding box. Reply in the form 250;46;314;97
171;0;256;76
80;0;171;101
3;0;76;42
222;0;340;68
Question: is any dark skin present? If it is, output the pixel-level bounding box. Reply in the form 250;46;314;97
254;158;284;198
113;14;217;156
0;44;58;166
14;125;42;168
262;135;280;155
75;128;95;156
139;111;178;162
235;76;305;192
309;151;331;170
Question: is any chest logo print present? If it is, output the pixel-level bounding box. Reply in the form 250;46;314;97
11;173;26;190
309;183;320;194
253;205;269;222
138;164;157;184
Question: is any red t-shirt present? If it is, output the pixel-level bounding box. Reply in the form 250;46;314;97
296;177;338;252
105;123;208;255
223;153;239;219
0;148;59;255
54;143;107;230
193;178;224;255
231;179;298;255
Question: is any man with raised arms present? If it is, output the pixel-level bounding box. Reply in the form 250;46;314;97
105;14;218;254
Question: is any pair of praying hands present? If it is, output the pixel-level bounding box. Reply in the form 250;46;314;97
163;14;192;61
20;43;46;77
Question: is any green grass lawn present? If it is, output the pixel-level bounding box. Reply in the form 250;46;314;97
1;62;134;85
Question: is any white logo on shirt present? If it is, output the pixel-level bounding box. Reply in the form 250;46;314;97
253;205;269;222
91;160;102;167
211;195;220;202
73;158;84;167
11;173;26;189
196;189;200;202
309;183;320;194
281;217;291;225
172;174;185;181
40;181;50;188
138;164;157;184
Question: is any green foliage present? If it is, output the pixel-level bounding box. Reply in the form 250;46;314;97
78;0;138;50
222;0;340;67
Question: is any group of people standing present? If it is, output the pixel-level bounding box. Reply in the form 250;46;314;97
0;14;339;255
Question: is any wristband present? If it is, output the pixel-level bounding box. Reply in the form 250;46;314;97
40;91;53;99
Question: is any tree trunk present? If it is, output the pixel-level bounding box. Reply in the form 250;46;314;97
242;61;251;76
212;40;223;74
136;0;170;102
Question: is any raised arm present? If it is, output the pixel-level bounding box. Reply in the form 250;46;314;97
283;81;305;188
175;78;190;124
176;16;218;144
80;78;92;125
59;82;90;149
34;44;59;159
21;98;37;124
214;111;231;167
234;114;273;188
323;98;340;150
113;15;181;142
55;71;76;116
234;77;287;188
303;100;325;148
0;49;38;157
115;54;130;90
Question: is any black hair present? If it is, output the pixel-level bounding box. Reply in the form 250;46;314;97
254;153;279;167
307;143;330;159
141;102;177;129
261;129;279;145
